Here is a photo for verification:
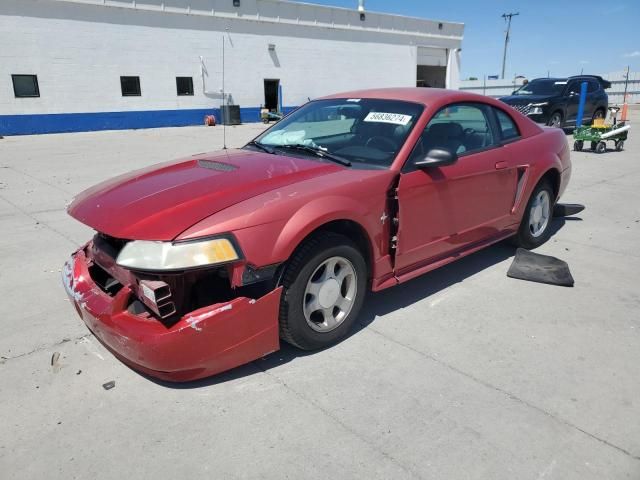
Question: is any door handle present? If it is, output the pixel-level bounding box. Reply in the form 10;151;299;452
495;161;508;170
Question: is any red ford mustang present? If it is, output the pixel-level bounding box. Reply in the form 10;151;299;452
63;88;571;381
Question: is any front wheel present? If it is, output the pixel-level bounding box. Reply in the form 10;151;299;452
573;140;583;151
596;141;607;154
512;180;555;249
615;140;624;151
279;233;367;350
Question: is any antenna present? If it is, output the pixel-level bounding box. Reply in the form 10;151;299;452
222;34;227;150
500;12;519;80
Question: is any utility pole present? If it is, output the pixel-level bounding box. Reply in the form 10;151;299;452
501;12;519;80
623;65;630;102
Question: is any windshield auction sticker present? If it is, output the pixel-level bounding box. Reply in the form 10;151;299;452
364;112;412;126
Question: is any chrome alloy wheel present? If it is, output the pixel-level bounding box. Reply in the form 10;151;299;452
548;113;562;128
529;190;551;238
303;256;357;332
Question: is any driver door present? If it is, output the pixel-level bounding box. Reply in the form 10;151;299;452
394;103;518;275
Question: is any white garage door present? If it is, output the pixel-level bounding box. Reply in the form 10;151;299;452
417;46;447;67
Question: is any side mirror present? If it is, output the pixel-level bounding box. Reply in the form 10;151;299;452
414;148;458;169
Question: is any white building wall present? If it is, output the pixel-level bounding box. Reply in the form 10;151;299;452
0;0;463;133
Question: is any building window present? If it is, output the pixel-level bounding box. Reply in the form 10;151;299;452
12;74;40;98
120;76;141;96
176;77;194;96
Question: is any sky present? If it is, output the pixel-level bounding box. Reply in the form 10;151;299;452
293;0;639;79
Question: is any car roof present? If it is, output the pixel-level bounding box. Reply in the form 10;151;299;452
318;87;502;106
529;77;567;82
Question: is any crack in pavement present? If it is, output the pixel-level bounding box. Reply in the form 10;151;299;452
255;366;426;480
1;334;92;363
360;323;640;462
4;165;75;196
0;193;79;247
558;237;640;260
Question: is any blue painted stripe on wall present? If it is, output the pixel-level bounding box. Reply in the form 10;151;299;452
0;106;299;136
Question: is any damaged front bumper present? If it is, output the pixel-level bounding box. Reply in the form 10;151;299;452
62;248;281;382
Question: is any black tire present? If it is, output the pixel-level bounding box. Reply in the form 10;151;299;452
596;141;607;154
615;140;624;151
512;179;555;249
590;141;598;151
279;232;367;350
573;140;583;151
547;111;563;128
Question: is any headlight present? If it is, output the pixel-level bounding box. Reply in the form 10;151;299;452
116;237;240;271
528;102;548;115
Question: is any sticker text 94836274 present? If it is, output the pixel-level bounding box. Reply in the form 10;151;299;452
363;112;412;126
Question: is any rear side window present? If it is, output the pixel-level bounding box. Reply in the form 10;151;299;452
495;108;520;141
587;80;599;93
567;82;581;94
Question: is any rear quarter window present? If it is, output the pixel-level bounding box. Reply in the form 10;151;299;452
495;108;520;141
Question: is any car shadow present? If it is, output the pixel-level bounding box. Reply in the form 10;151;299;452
146;217;575;389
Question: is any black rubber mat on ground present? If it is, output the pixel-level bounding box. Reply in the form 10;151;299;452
553;203;585;217
507;248;574;287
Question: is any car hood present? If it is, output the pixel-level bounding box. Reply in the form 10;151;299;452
67;149;341;241
499;94;554;104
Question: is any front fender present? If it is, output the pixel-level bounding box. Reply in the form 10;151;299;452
271;195;378;262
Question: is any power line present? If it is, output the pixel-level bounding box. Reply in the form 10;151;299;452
501;12;519;80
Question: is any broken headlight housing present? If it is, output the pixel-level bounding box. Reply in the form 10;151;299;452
116;236;241;271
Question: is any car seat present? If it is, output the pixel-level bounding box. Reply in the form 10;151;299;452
423;122;465;154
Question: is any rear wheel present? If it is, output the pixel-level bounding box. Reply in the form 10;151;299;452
279;233;367;350
573;140;583;151
596;141;607;154
512;180;554;249
547;112;563;128
590;141;598;151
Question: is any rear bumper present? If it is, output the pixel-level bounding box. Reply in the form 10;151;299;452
62;248;281;382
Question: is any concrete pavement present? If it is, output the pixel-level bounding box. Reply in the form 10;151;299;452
1;117;639;479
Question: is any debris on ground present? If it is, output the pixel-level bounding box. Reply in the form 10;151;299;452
507;248;575;287
553;203;585;217
76;370;82;375
102;381;116;390
51;351;62;373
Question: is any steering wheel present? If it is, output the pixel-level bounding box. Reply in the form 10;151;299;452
463;127;476;136
365;136;398;152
